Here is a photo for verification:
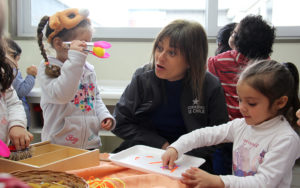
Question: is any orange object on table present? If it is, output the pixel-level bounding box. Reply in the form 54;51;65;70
67;153;186;188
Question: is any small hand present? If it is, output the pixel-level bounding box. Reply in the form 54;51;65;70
101;118;113;130
26;65;37;77
181;167;224;188
161;147;178;170
8;126;33;150
69;40;88;54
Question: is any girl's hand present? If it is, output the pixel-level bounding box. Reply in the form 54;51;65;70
181;167;225;188
101;118;113;130
69;40;88;54
161;147;178;170
8;126;33;150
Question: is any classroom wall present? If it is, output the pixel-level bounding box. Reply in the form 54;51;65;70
14;40;300;87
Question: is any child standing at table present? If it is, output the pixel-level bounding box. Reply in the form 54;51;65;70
6;38;37;129
36;8;115;149
0;0;33;150
162;60;300;188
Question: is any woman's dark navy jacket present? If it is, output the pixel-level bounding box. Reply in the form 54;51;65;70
112;64;229;162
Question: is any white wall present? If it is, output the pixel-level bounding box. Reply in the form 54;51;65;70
15;40;300;87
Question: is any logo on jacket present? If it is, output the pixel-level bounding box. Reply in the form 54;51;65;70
187;98;205;114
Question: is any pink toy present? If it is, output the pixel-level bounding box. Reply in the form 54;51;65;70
0;139;10;157
63;41;112;59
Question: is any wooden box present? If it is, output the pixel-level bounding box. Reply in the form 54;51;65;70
0;141;100;173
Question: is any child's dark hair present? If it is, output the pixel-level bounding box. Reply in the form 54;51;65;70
234;15;275;59
239;60;300;130
37;13;90;78
0;37;16;92
5;38;22;59
215;22;237;55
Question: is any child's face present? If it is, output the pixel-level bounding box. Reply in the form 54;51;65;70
55;27;92;62
154;37;189;81
228;24;239;50
237;80;278;126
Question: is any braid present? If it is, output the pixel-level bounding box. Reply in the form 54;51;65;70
37;16;61;78
37;16;49;63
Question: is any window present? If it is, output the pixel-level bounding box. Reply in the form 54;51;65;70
217;0;300;37
12;0;300;39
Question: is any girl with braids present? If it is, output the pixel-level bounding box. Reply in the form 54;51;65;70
36;8;115;149
112;20;229;174
162;60;300;188
0;0;33;150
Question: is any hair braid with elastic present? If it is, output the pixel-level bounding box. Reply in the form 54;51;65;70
37;16;61;78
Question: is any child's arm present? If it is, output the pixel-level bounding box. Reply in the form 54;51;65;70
94;83;116;131
12;69;35;98
169;121;235;158
181;167;224;188
5;88;33;149
37;41;87;103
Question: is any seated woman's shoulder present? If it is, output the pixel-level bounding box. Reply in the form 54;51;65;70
133;63;153;77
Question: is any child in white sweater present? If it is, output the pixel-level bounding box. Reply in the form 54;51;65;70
36;8;115;149
162;60;300;188
0;0;33;150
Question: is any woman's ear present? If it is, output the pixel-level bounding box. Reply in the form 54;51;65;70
275;96;288;110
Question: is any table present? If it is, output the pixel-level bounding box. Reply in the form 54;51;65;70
67;154;186;188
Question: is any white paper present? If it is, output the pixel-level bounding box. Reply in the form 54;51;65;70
109;145;205;179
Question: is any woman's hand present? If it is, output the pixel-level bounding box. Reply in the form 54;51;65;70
161;147;178;170
8;126;33;150
181;167;225;188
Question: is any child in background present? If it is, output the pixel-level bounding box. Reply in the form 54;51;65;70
212;22;237;175
215;22;237;55
0;0;33;150
36;8;115;149
208;15;275;120
6;38;37;129
162;60;300;188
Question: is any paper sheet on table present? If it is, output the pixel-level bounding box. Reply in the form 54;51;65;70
109;145;205;179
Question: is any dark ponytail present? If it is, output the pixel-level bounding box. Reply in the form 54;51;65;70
283;62;300;131
37;16;61;78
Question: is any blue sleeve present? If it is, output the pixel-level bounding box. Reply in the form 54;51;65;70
12;70;35;98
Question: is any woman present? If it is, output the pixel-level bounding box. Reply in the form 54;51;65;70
112;19;229;173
